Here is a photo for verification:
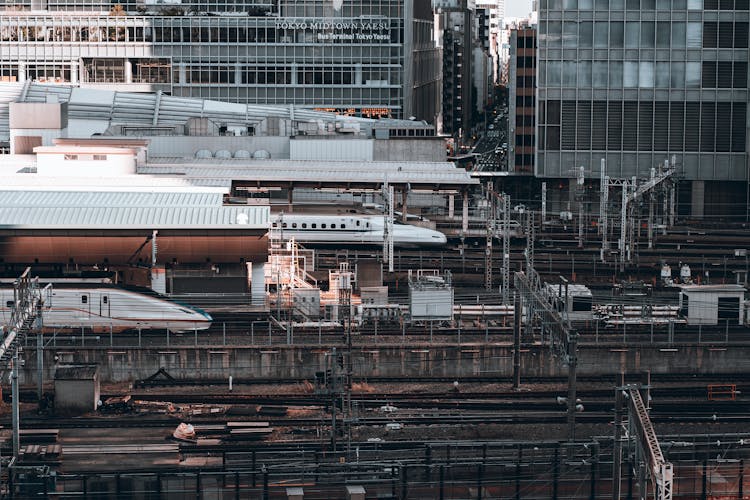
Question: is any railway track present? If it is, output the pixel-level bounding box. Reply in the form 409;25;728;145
8;408;750;433
307;223;750;285
131;372;750;388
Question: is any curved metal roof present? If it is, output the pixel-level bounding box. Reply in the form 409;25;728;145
0;190;267;230
0;82;432;142
0;190;224;207
139;159;478;188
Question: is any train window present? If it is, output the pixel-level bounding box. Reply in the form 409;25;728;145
356;220;361;226
312;223;317;228
321;224;327;228
331;224;336;229
302;223;307;228
5;301;12;308
282;223;288;228
571;297;592;312
81;295;88;304
103;296;108;304
272;222;278;228
679;294;689;317
341;224;346;229
292;223;297;228
366;223;370;228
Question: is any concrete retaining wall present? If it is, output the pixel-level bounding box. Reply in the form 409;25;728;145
18;343;750;385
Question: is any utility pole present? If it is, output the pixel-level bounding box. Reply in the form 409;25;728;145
330;347;337;453
525;211;535;271
576;166;585;248
600;159;609;262
512;291;521;389
501;193;511;305
1;269;44;484
620;180;628;272
383;182;394;273
485;183;495;291
647;168;655;249
612;373;625;500
336;263;354;453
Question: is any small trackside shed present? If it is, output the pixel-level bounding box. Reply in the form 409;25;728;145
54;364;100;415
679;284;745;326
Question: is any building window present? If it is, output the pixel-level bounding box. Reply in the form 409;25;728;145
92;154;107;161
64;154;78;161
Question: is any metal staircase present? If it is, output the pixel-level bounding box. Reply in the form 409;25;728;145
1;268;43;366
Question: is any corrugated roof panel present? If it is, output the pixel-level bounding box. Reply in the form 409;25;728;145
23;84;72;104
136;161;477;185
16;83;428;130
0;205;268;229
0;191;225;207
111;92;157;124
145;158;459;172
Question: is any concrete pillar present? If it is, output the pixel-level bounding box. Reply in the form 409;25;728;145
462;191;469;233
355;64;363;85
567;181;576;208
179;64;187;85
448;194;455;219
18;62;26;83
250;262;266;306
401;189;408;223
291;64;298;85
235;63;242;85
691;180;705;218
151;265;167;294
124;59;133;84
69;61;78;84
287;188;294;213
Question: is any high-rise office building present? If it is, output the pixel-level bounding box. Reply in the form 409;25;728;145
435;0;493;139
436;0;474;138
536;1;749;217
476;0;505;81
0;0;441;122
508;24;537;174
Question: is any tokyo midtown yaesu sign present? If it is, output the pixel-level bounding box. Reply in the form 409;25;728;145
275;20;391;41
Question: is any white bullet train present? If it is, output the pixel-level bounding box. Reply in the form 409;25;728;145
271;214;447;247
0;286;212;333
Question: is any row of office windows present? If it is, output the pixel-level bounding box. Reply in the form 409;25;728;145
514;152;535;171
539;21;749;49
540;100;747;152
517;56;536;69
8;0;405;17
278;1;405;18
516;33;537;49
80;58;171;84
0;60;397;87
541;60;748;88
172;85;400;109
179;66;396;86
541;0;748;10
0;18;402;45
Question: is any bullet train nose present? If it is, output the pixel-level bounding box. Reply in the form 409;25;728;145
432;233;448;244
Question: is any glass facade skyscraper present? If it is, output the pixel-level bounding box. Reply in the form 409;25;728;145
0;0;441;122
536;0;749;215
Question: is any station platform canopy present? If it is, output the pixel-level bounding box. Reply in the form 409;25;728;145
0;190;268;231
140;158;479;192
